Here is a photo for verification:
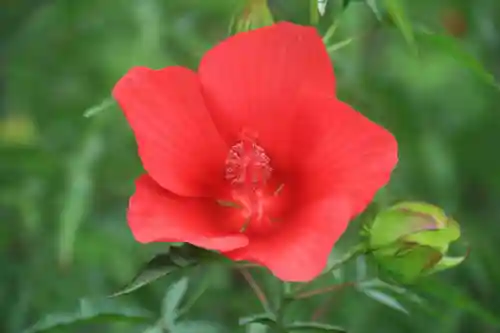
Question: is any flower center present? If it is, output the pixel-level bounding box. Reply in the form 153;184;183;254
224;131;283;233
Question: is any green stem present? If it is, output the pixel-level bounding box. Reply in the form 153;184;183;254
239;268;273;314
291;244;367;296
271;282;288;333
310;0;319;25
294;281;356;300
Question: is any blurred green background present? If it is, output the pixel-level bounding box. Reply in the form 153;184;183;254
2;0;500;332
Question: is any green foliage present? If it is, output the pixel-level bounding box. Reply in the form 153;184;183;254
414;29;499;89
286;322;347;332
229;0;274;34
111;245;214;297
23;299;152;333
383;0;417;53
2;0;500;333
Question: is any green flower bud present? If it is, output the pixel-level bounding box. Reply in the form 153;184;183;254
229;0;274;34
366;202;465;284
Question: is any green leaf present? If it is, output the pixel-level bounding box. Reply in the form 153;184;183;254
415;30;499;89
142;325;163;333
358;279;423;304
342;0;352;9
287;322;347;332
365;0;383;21
239;313;276;327
162;277;189;326
229;0;274;35
174;321;226;333
384;0;416;53
376;244;443;283
359;289;409;314
425;255;467;275
416;279;500;328
23;299;152;333
177;270;212;319
111;245;213;297
83;97;115;118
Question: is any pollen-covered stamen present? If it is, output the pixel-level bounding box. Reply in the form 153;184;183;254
225;132;272;188
225;132;275;232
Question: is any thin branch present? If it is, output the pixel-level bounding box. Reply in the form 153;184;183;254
311;286;349;321
239;268;273;313
293;282;356;300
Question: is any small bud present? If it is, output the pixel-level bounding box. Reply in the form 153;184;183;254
229;0;274;34
366;202;465;283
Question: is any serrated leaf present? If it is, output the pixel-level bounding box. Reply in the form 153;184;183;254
360;289;409;314
384;0;416;53
239;313;276;327
162;277;189;326
415;30;499;89
287;322;347;332
24;299;152;333
83;97;115;118
174;321;226;333
111;245;211;297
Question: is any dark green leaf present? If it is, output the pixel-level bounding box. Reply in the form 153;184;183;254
111;245;213;297
342;0;351;9
287;322;347;332
358;279;423;304
239;313;276;327
174;321;226;333
416;279;500;327
359;289;409;314
23;299;152;333
342;0;367;10
415;30;499;89
384;0;416;53
177;270;212;319
162;277;189;326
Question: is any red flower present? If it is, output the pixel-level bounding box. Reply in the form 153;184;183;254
113;22;398;282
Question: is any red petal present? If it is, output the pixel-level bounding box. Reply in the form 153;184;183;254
128;174;248;251
292;93;398;217
199;22;334;170
113;66;228;198
225;197;352;282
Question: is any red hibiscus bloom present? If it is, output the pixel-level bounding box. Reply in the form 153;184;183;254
113;22;398;282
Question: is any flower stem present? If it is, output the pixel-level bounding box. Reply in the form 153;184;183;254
310;0;319;25
294;281;356;300
239;268;273;314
